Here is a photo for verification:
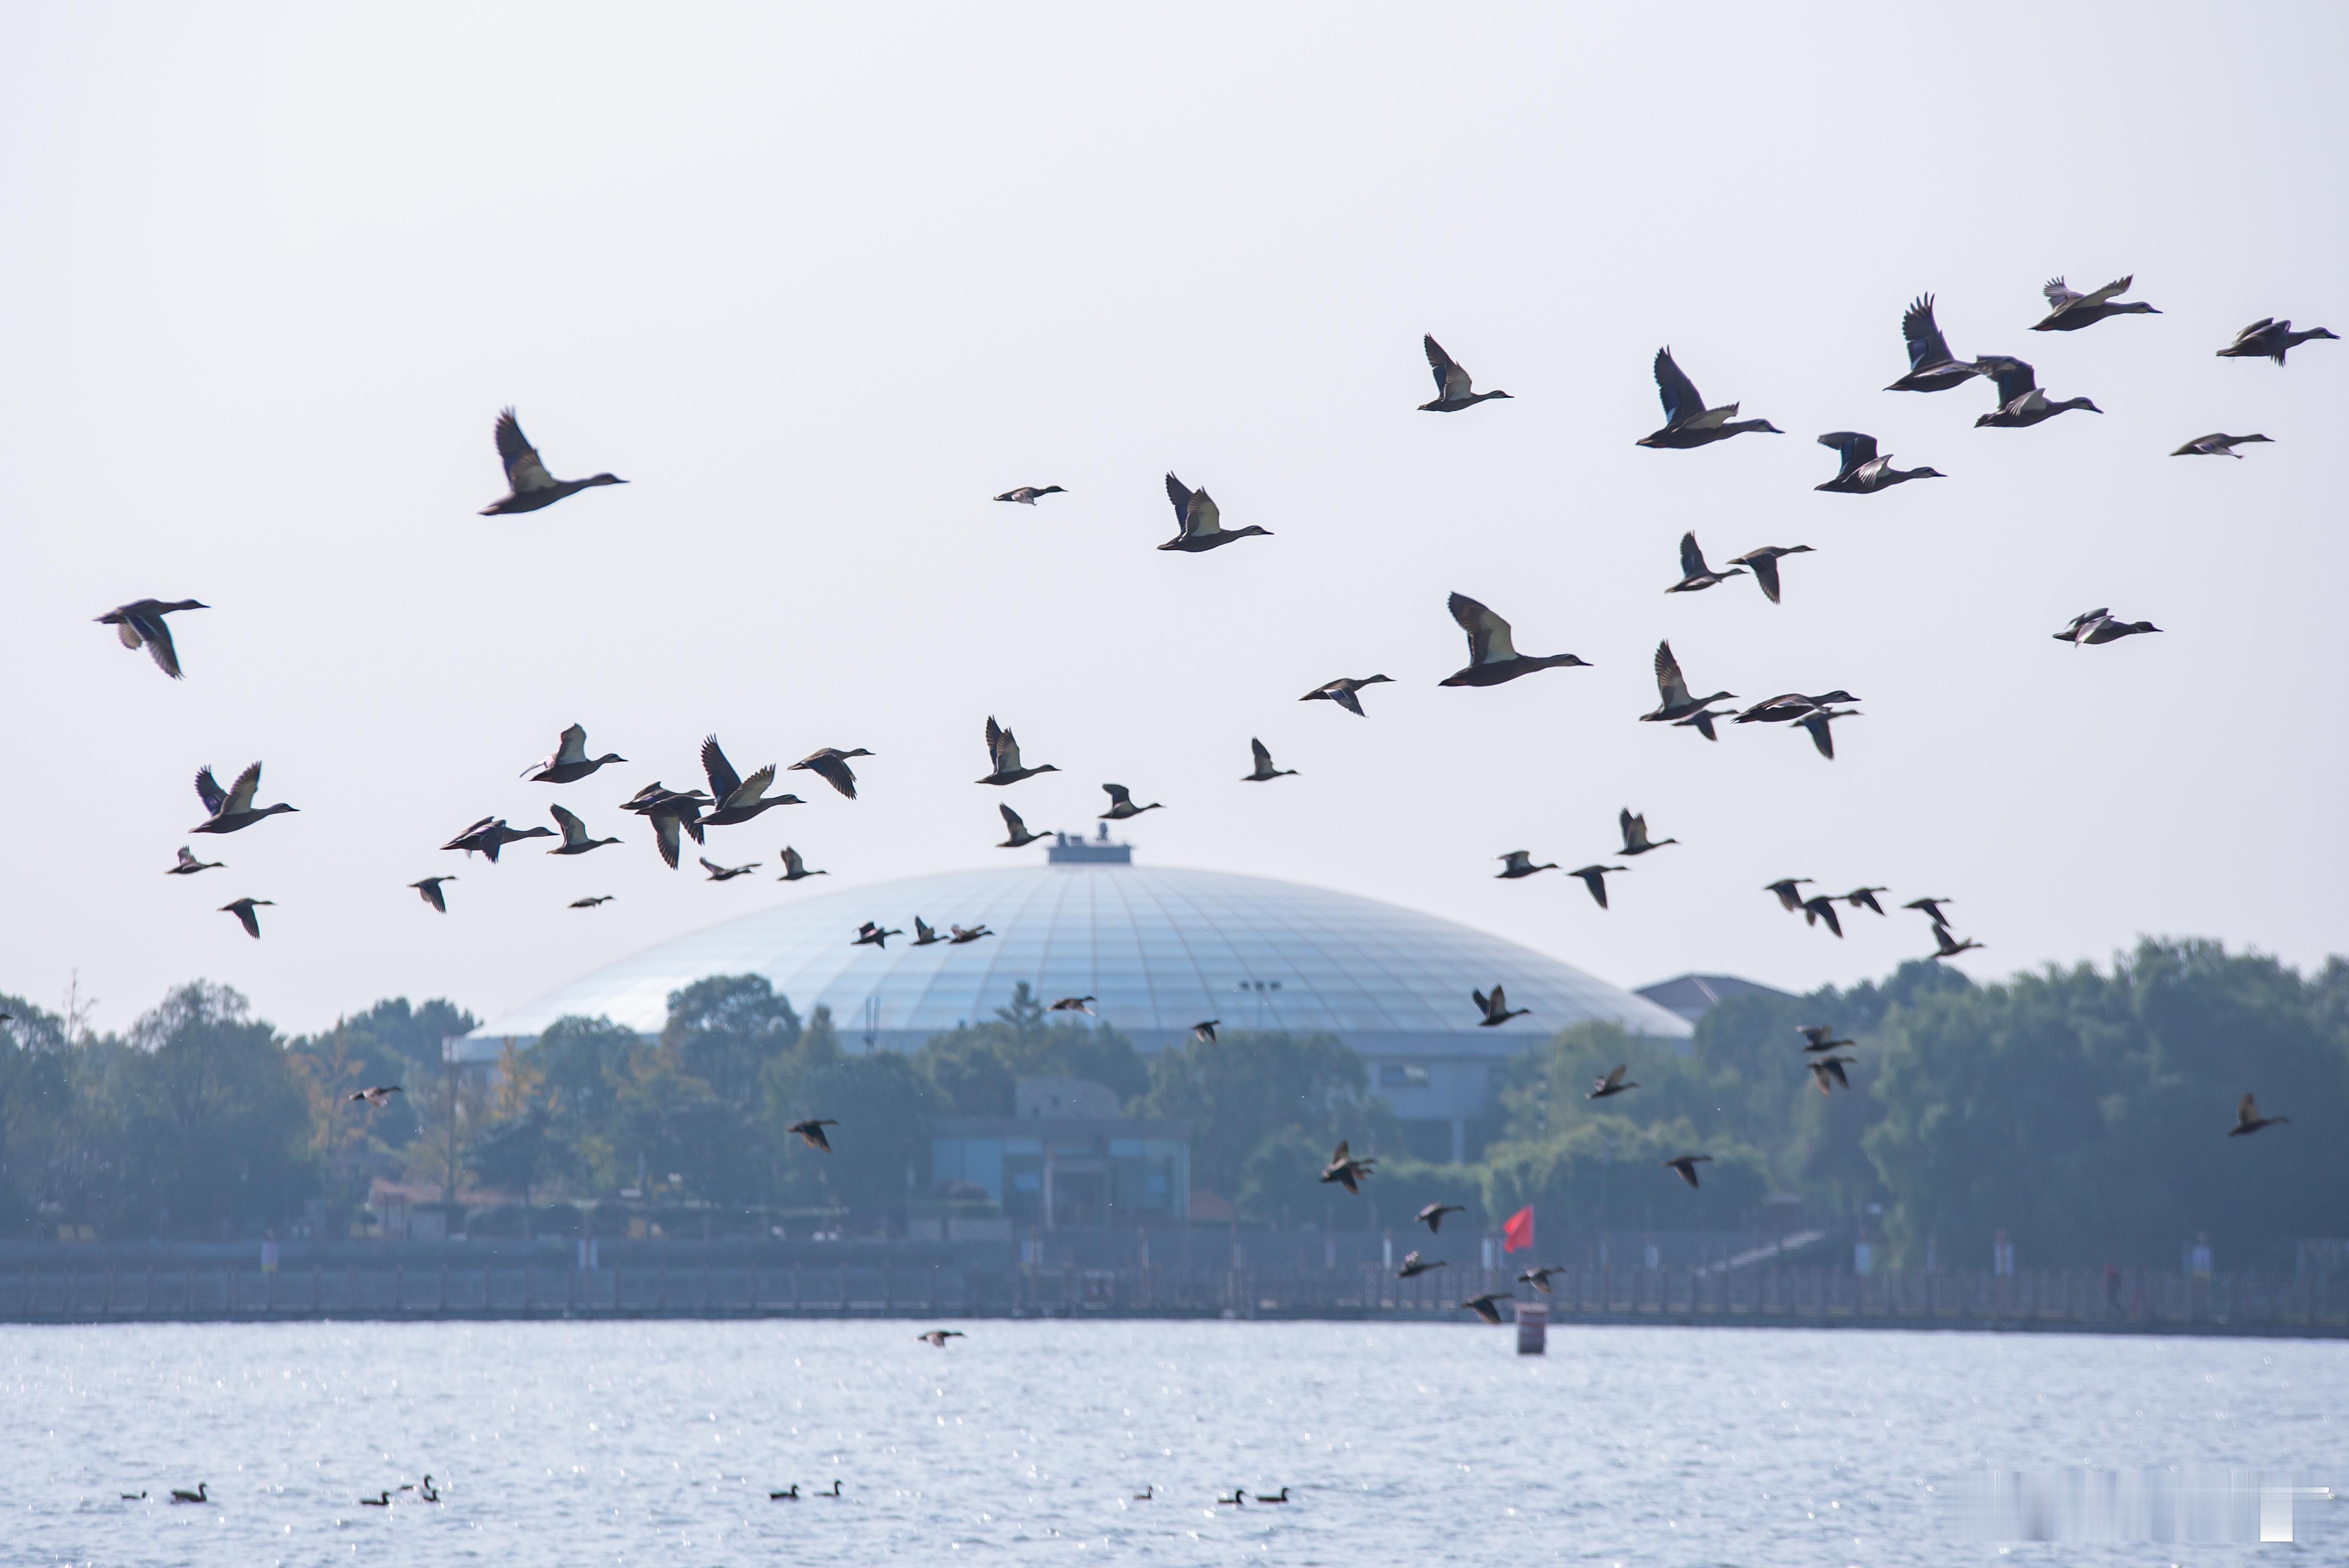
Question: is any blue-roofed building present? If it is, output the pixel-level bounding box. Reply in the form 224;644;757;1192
463;831;1690;1161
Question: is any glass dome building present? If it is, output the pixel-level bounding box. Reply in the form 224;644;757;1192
465;833;1689;1159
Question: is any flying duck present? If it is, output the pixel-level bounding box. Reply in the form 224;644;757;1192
1640;640;1732;725
1416;1203;1466;1233
191;763;298;835
1795;706;1859;759
1159;473;1272;552
1666;533;1747;593
522;724;625;784
788;1118;838;1151
1886;294;1984;392
409;876;454;913
96;599;206;679
700;737;802;826
2054;608;2160;646
440;816;555;861
1815;431;1943;494
1587;1064;1638;1100
219;897;273;938
479;408;626;514
2031;275;2159;332
1568;865;1625;909
1517;1265;1562;1294
569;895;613;908
977;717;1060;785
1419;334;1513;412
948;923;993;944
1795;1025;1852;1054
1458;1293;1511;1325
1099;783;1161;820
852;922;900;948
639;794;710;870
1320;1141;1376;1193
1726;545;1814;605
1808;1055;1854;1095
1618;810;1676;856
2229;1094;2288;1137
701;856;759;881
1674;705;1734;741
2217;318;2337;365
1903;896;1955;926
777;845;828;881
168;846;224;876
911;916;947;946
918;1329;966;1346
1301;674;1394;715
1496;850;1557;880
1735;692;1858;725
994;485;1066;504
1637;347;1782;448
1396;1250;1447;1279
789;747;874;800
1439;593;1589;686
1663;1154;1713;1189
1474;985;1529;1027
1049;995;1096;1014
346;1084;402;1107
1192;1021;1219;1043
1800;896;1845;937
169;1483;211;1505
1242;738;1298;781
2171;433;2272;457
1765;878;1814;911
995;804;1050;847
548;804;620;855
1928;924;1983;960
1974;357;2100;428
1841;886;1888;916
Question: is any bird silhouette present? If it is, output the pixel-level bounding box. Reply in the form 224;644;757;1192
219;897;273;939
1415;1203;1466;1233
479;408;626;514
2229;1095;2289;1137
788;1118;838;1152
1496;850;1557;880
994;485;1067;504
1160;473;1272;551
1618;810;1676;856
1663;1154;1714;1189
1396;1250;1447;1279
522;723;625;784
1666;532;1747;593
2217;318;2336;365
1439;593;1590;686
1568;865;1625;909
1419;335;1513;411
1319;1141;1376;1194
1300;675;1394;716
1727;545;1814;604
1458;1293;1511;1324
1099;783;1162;820
2032;274;2159;332
96;599;206;679
1588;1064;1638;1100
1242;738;1298;781
977;717;1060;785
1638;347;1782;447
1474;985;1529;1027
409;876;455;913
790;748;875;800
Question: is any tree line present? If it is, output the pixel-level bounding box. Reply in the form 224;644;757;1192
2;938;2343;1268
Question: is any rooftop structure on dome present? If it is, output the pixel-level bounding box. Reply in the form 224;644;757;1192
464;836;1689;1162
1635;972;1796;1025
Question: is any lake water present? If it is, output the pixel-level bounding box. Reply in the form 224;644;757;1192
3;1319;2342;1565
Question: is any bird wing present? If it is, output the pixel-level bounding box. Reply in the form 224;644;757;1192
223;762;262;815
1251;738;1272;769
1600;1063;1625;1089
916;917;936;941
1827;1057;1850;1087
1902;294;1953;369
1981;356;2038;404
1329;683;1365;716
699;857;724;875
231;902;260;937
1185;487;1220;536
2080;275;2132;308
1801;713;1836;759
1489;985;1509;1015
1677;533;1705;579
1620;809;1641;848
1817;431;1878;474
2237;1094;2257;1127
781;846;805;874
653;812;683;869
195;766;227;816
797;751;858;798
550;804;586;843
1653;347;1702;426
1448;593;1516;664
1424;334;1468;398
1102;783;1134;809
493;409;556;492
1653;640;1690;707
998;803;1026;837
1748;553;1783;603
2042;277;2084;310
555;724;587;765
1164;472;1193;528
1806;897;1845;936
989;718;1024;774
2234;317;2275;344
728;764;776;807
701;736;743;803
130;613;184;677
1472;988;1491;1015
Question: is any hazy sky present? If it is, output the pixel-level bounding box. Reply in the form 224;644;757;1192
4;3;2343;1038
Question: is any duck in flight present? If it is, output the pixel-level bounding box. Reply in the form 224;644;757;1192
1474;985;1529;1027
1439;593;1589;686
1458;1293;1511;1325
1808;1056;1854;1095
219;897;273;939
1663;1154;1713;1189
1160;473;1272;552
1638;346;1782;448
548;805;621;856
1496;850;1557;880
788;1118;838;1152
1192;1021;1219;1044
994;485;1066;504
1841;886;1889;916
479;408;626;514
1049;995;1097;1015
441;816;556;861
1735;692;1858;726
1396;1250;1446;1279
1099;784;1161;821
1795;1025;1852;1054
2171;433;2272;458
347;1084;402;1108
2032;275;2159;332
2229;1094;2288;1137
1666;533;1746;593
1568;865;1625;909
409;876;455;913
1416;1203;1466;1233
996;804;1050;847
1301;674;1393;716
1419;334;1513;412
700;737;802;827
1814;431;1943;494
918;1329;966;1346
1517;1265;1562;1294
1618;810;1676;856
2054;608;2160;646
1903;896;1954;925
2217;318;2336;365
1800;895;1845;937
948;923;993;945
777;846;828;881
701;856;759;881
192;763;298;835
1974;357;2100;428
1886;294;1985;393
168;847;224;876
569;895;613;908
1795;706;1859;759
790;747;875;800
911;917;947;947
1588;1064;1638;1100
1674;705;1735;741
1640;640;1733;725
852;922;900;948
96;599;206;679
1242;738;1298;781
1320;1141;1376;1193
977;717;1060;785
620;782;710;868
1928;924;1983;960
1726;545;1814;605
522;724;625;784
1765;878;1813;912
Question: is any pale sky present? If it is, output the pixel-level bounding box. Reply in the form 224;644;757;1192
4;2;2343;1038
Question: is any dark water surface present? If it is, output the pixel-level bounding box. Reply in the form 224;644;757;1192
4;1319;2342;1564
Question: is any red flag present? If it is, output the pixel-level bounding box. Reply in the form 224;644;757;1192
1502;1205;1534;1254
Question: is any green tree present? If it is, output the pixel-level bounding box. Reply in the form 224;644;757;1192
1141;1029;1392;1203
